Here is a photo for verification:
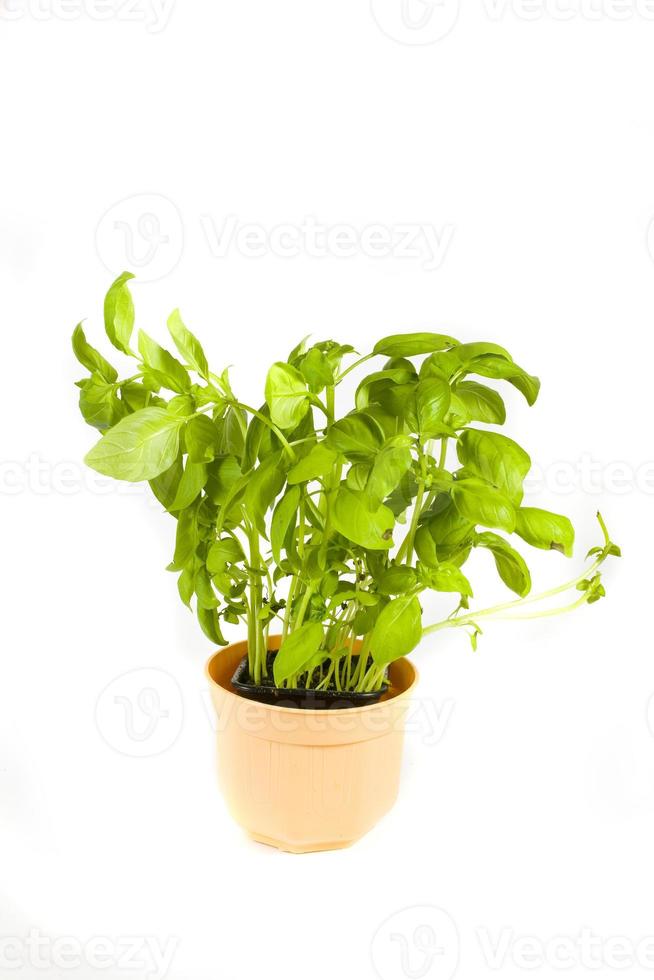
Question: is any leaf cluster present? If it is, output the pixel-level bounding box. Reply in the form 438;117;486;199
73;275;619;692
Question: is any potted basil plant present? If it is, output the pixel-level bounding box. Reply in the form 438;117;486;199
73;273;619;852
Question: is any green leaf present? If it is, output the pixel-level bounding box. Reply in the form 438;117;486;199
149;454;183;510
355;368;416;410
331;487;395;550
244;453;286;536
138;330;192;394
467;356;540;406
373;333;459;357
420;562;473;596
376;565;418;595
78;374;125;431
85;407;184;482
167;308;209;379
450;381;506;425
457;428;531;505
104;271;135;356
72;323;117;382
265;362;310;430
121;382;154;413
475;531;531;597
271;486;300;564
370;595;422;666
451;478;516;533
170;500;200;570
298;347;334;391
207;537;246;574
324;412;383;461
514;507;575;558
170;460;207;511
177;565;195;608
454;341;512;362
287;442;339;484
206;455;243;507
198;605;227;646
416;377;451;438
365;439;412;509
273;621;324;686
185;414;219;463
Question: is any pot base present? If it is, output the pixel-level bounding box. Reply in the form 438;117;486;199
249;831;356;853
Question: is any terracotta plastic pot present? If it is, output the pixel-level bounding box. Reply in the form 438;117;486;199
206;635;419;853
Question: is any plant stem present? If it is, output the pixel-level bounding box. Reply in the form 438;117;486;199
422;554;605;637
231;400;297;462
335;352;377;384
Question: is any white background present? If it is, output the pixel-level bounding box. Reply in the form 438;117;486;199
1;1;653;978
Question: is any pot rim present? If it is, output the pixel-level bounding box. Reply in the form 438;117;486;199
205;635;419;717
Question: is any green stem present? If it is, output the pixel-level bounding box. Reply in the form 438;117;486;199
231;400;297;462
335;352;377;384
422;555;605;637
397;450;427;563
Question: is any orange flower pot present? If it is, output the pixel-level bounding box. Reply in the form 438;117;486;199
206;635;419;853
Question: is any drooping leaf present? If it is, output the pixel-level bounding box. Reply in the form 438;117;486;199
514;507;575;558
466;355;541;406
170;460;207;511
271;486;301;564
475;531;531;596
198;605;227;645
72;323;117;382
244;453;286;536
78;374;125;431
149;454;183;510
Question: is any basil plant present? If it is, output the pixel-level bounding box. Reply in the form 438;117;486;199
73;274;619;694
